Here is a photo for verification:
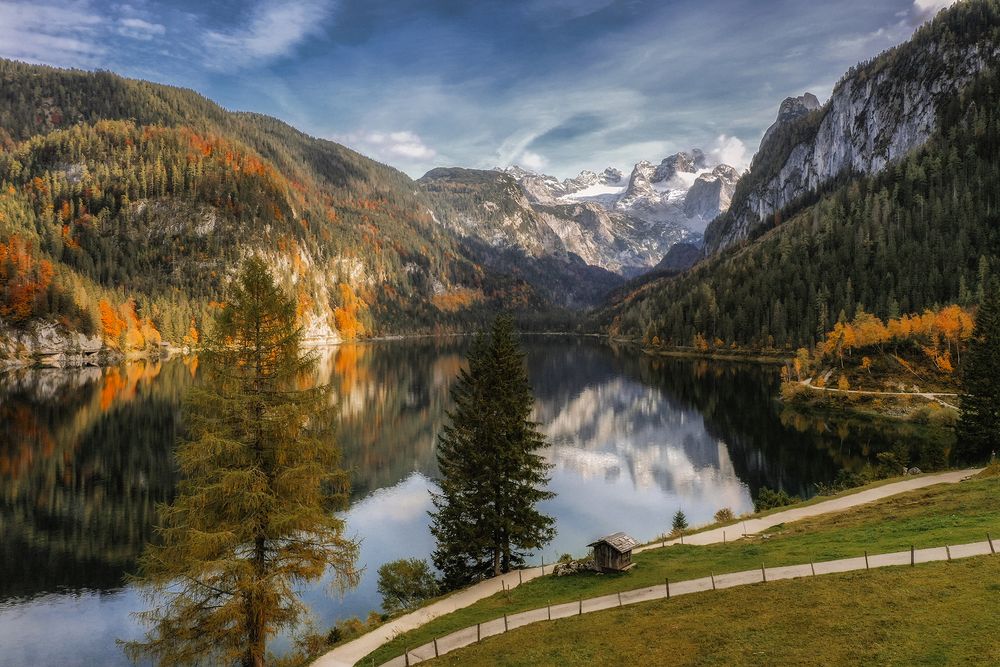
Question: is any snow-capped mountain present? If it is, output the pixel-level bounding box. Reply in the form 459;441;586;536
500;149;739;235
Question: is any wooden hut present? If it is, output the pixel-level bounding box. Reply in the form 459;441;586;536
588;532;637;572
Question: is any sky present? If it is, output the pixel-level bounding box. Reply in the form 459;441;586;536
0;0;960;178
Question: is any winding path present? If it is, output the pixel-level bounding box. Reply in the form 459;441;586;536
385;539;997;665
799;380;960;409
312;469;981;667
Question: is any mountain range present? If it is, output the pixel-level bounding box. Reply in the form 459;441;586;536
1;0;999;363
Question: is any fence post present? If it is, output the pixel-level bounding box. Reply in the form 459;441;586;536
618;591;622;607
864;551;869;570
946;545;952;561
711;573;716;590
547;601;551;621
519;569;523;585
477;623;481;643
434;639;439;658
989;533;996;554
723;530;726;544
504;614;508;632
579;598;583;615
761;564;767;583
665;577;670;598
911;545;915;566
541;557;545;575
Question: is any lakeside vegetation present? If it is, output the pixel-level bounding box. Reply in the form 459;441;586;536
358;473;999;665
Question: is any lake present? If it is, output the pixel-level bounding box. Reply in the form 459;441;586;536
0;337;947;665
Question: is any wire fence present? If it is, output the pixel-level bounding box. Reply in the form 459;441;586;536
386;535;997;666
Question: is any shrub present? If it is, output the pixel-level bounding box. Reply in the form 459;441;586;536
875;451;908;478
713;507;735;523
754;487;800;513
376;558;439;614
814;468;873;495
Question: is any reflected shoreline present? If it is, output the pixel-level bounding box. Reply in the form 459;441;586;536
0;337;950;666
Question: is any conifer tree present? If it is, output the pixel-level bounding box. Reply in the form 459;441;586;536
671;510;688;534
956;279;1000;463
430;316;555;590
123;257;359;667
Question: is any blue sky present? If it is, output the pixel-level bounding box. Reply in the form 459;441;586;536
0;0;958;178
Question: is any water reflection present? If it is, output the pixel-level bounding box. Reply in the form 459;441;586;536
0;338;951;665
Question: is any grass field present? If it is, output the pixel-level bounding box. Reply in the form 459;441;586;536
433;556;1000;666
361;475;999;665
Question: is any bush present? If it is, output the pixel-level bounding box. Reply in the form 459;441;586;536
814;468;873;495
376;558;439;614
875;451;908;478
754;487;800;513
713;507;735;523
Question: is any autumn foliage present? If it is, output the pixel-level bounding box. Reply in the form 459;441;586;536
817;306;974;373
334;283;365;340
0;235;53;323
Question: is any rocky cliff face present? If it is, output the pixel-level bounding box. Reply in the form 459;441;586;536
706;38;999;254
0;320;121;371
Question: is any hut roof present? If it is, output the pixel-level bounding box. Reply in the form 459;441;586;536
587;532;637;554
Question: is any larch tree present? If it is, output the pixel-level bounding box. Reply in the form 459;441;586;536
430;316;555;590
123;257;359;667
956;279;1000;463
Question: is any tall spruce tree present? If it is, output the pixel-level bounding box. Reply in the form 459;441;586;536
430;316;555;590
956;279;1000;463
123;258;359;667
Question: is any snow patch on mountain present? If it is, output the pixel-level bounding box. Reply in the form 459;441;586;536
500;148;738;236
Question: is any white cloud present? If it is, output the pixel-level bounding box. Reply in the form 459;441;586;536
913;0;959;19
117;17;166;41
338;130;437;163
202;0;334;69
709;135;748;171
517;150;548;171
0;1;106;67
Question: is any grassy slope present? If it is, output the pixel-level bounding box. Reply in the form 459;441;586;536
434;556;1000;666
362;475;999;665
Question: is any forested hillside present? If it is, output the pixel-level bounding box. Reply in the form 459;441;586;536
0;60;551;358
604;2;1000;350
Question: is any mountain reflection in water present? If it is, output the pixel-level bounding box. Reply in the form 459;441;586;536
0;337;950;666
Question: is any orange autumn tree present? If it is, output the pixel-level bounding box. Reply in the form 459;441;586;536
99;299;127;345
0;235;54;323
816;305;975;375
333;282;365;340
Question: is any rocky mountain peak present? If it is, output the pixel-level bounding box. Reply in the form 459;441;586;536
600;167;624;184
761;92;823;146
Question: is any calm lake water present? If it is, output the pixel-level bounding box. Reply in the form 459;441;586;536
0;337;947;665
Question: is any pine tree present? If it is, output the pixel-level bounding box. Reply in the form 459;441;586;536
956;279;1000;463
123;258;359;667
671;510;688;535
430;316;555;590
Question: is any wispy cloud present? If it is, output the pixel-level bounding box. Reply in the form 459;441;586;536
829;0;959;61
338;130;437;163
202;0;335;69
117;17;165;41
0;1;106;67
